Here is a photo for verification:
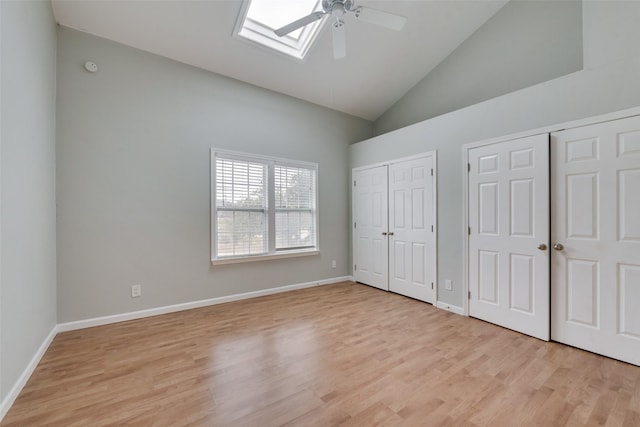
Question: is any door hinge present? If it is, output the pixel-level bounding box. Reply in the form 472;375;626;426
431;282;434;290
353;180;356;187
354;264;357;271
354;221;356;228
468;226;471;235
430;168;433;176
468;163;471;172
468;291;471;299
431;225;434;232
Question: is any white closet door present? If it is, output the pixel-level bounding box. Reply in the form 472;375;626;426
551;116;640;366
389;156;435;304
468;134;550;340
353;165;389;290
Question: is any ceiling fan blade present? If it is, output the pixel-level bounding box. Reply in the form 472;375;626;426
274;11;326;37
332;20;346;59
354;6;406;31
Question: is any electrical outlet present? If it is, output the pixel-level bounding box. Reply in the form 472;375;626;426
331;260;337;269
131;284;142;298
445;280;453;291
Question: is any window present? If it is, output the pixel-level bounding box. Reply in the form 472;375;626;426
211;149;318;264
215;157;267;258
275;165;316;250
233;0;326;61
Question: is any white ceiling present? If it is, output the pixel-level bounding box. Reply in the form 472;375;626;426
51;0;508;121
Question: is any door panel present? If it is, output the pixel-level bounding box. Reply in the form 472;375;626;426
566;259;599;327
619;169;640;241
479;183;499;234
551;115;640;366
619;264;640;338
566;173;598;239
469;134;550;340
479;250;499;304
510;179;533;236
353;166;388;290
388;156;435;303
510;253;534;313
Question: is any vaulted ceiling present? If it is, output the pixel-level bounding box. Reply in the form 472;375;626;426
51;0;508;121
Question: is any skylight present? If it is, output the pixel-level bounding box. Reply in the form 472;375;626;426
234;0;326;61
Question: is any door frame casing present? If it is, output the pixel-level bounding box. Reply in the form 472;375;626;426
352;151;438;303
462;106;640;317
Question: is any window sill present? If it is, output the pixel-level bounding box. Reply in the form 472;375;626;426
211;249;319;266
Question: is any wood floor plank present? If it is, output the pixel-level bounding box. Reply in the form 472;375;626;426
3;282;640;426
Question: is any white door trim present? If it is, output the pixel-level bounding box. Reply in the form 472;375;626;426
352;151;437;303
352;151;438;173
463;106;640;317
432;152;438;304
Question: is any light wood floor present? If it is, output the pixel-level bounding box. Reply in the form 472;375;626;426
3;282;640;426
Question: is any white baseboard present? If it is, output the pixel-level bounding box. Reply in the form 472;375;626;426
436;301;465;316
58;276;353;332
0;325;58;421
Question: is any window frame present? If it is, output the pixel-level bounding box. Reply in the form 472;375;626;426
211;148;319;265
232;0;327;62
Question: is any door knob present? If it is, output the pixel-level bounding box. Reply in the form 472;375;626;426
553;243;564;251
388;232;394;236
537;243;547;250
382;232;388;236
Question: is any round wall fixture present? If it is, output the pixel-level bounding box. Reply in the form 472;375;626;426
84;61;98;73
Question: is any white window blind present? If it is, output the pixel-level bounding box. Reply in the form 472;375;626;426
211;149;318;264
215;157;267;258
275;165;316;250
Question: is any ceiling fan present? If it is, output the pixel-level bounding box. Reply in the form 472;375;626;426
274;0;407;59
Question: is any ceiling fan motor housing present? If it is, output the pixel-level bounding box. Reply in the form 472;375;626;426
323;0;354;16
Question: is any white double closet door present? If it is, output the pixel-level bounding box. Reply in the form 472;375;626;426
353;154;436;304
468;115;640;365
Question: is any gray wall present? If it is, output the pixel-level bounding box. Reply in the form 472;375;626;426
56;28;372;323
351;0;640;308
374;0;583;135
0;0;58;402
